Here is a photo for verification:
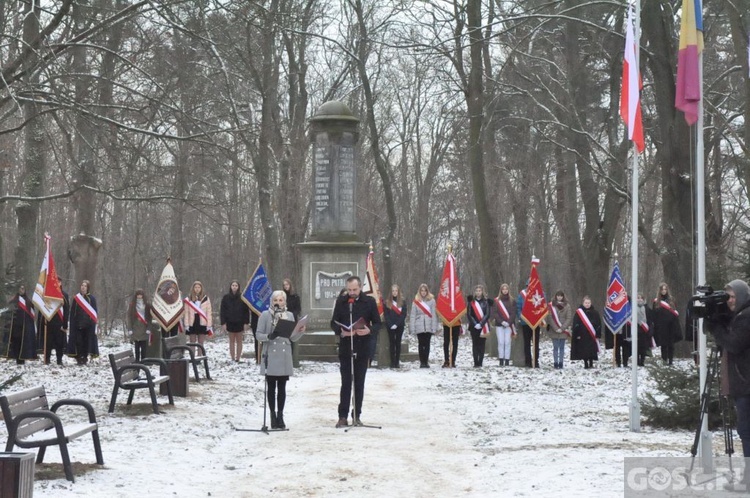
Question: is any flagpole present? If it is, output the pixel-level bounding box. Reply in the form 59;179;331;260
695;2;711;468
629;0;641;433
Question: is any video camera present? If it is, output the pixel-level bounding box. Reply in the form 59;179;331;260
689;285;730;319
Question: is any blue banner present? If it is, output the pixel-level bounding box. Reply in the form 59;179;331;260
604;260;631;334
242;261;272;315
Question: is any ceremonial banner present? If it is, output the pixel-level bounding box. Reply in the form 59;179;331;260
675;0;703;125
604;260;631;334
521;258;548;329
436;252;466;327
362;249;384;317
242;261;272;316
32;234;65;321
152;260;184;330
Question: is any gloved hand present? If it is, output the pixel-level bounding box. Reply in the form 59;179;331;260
146;330;152;335
390;324;397;330
501;321;509;327
128;330;133;336
474;323;482;330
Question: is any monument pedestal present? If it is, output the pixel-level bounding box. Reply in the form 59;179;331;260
297;241;369;332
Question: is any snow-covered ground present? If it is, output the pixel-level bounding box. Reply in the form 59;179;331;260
0;333;742;497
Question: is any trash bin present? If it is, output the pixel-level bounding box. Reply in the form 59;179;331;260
144;321;163;359
0;452;34;498
161;359;189;397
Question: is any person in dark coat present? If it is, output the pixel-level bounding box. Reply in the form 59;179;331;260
126;289;152;362
283;278;302;320
220;280;250;362
37;286;70;365
652;282;682;365
634;293;653;367
3;285;37;364
330;276;382;428
705;280;750;491
66;280;99;365
467;285;492;367
571;296;601;368
384;284;407;368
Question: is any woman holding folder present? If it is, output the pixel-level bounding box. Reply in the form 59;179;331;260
256;290;306;429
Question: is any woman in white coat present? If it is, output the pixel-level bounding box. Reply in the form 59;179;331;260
410;283;440;368
256;290;304;429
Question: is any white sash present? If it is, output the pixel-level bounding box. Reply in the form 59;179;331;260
576;308;600;352
495;299;516;335
550;305;571;336
184;298;208;321
471;300;489;337
136;309;148;325
75;293;98;323
413;299;432;318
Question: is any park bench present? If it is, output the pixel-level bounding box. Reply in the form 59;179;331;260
0;385;104;482
162;335;211;382
108;350;174;414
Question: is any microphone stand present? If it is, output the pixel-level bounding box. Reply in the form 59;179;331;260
344;298;381;432
236;309;288;434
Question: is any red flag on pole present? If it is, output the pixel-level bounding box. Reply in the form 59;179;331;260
362;247;384;318
32;234;64;321
521;257;548;329
620;3;645;153
436;251;467;327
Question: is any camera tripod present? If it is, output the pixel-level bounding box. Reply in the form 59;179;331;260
687;346;735;483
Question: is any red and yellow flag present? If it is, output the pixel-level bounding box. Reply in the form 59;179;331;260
32;234;65;321
675;0;703;125
521;257;548;329
436;251;466;327
362;248;384;317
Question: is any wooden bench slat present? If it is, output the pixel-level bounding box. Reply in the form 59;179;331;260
14;417;55;439
17;423;98;445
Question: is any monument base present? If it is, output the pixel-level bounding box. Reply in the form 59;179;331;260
297;240;369;332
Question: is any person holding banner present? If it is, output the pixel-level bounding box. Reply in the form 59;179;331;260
36;284;69;366
652;283;682;365
184;281;213;347
547;290;572;370
410;284;439;368
67;280;99;365
3;285;38;365
492;284;516;367
384;284;407;368
221;280;250;362
331;276;381;428
467;285;492;368
127;289;152;362
256;290;304;429
571;296;601;369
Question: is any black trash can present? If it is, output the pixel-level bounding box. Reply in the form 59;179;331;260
0;452;34;498
161;359;189;397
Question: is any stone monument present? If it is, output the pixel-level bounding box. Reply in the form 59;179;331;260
296;102;369;352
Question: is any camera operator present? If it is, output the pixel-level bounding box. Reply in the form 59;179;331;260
705;280;750;490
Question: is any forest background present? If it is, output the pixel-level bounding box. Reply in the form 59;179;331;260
0;0;748;344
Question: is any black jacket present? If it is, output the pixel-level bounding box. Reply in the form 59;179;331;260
384;301;407;330
330;293;382;358
220;292;250;326
285;291;302;320
467;296;492;329
571;305;602;361
707;300;750;398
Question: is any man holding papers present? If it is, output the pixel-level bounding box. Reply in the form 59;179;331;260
330;276;382;428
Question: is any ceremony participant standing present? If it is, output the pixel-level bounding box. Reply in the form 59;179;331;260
126;289;152;362
331;276;381;428
256;290;304;429
492;284;516;366
547;290;572;369
283;278;302;320
410;284;439;368
571;296;601;369
652;283;682;365
635;293;653;366
3;285;37;364
37;285;69;365
467;285;492;367
184;281;212;347
384;285;407;368
221;280;250;362
67;280;99;365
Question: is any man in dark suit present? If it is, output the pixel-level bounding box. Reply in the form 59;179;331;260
331;276;381;428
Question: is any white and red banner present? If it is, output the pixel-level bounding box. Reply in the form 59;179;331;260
362;249;384;318
74;293;98;324
18;296;34;319
657;300;679;317
549;305;570;337
152;259;184;331
391;300;402;315
184;298;208;321
413;299;433;318
32;234;65;321
436;252;466;327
